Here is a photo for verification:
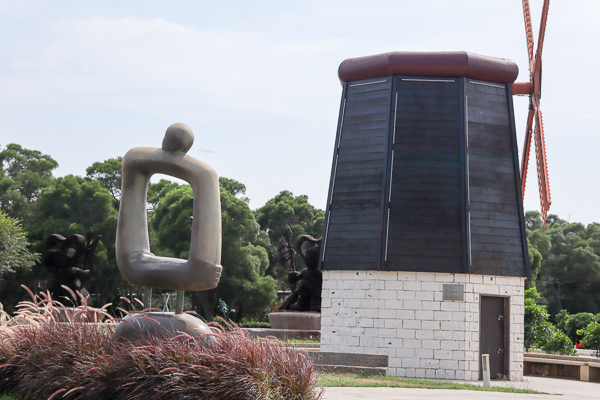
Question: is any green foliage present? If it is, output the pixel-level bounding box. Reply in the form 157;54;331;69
0;211;38;277
540;325;577;355
526;211;600;315
36;175;116;234
236;320;271;329
256;191;325;243
555;309;570;333
86;156;122;205
255;191;325;284
0;144;58;224
147;179;180;209
219;177;248;201
150;185;194;258
563;312;596;344
526;245;542;290
525;212;552;289
524;288;576;355
578;322;600;352
213;180;277;321
524;288;550;351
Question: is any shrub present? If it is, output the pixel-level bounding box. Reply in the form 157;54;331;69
578;322;600;355
565;312;595;344
541;325;577;356
237;321;271;329
524;288;550;351
0;288;322;400
554;309;570;334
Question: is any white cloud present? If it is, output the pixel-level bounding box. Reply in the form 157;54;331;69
4;17;346;118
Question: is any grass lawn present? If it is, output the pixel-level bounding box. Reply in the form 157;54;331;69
286;338;321;344
318;372;548;394
0;374;548;399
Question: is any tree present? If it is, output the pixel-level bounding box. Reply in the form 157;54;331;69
524;288;575;355
563;313;597;345
0;210;39;277
525;211;551;289
150;185;195;259
0;144;58;224
255;191;325;285
86;157;122;207
524;287;551;351
150;177;276;322
148;179;181;210
219;177;248;202
528;214;600;315
578;322;600;356
217;185;275;321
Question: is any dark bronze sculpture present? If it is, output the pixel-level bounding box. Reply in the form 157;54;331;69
44;228;101;306
278;227;322;312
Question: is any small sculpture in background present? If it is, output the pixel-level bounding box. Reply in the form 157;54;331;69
44;228;101;306
278;225;322;312
277;225;297;289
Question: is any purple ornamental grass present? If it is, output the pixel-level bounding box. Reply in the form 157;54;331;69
0;288;323;400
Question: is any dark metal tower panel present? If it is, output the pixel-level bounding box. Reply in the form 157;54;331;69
465;80;529;277
320;52;530;278
320;77;392;271
383;78;464;272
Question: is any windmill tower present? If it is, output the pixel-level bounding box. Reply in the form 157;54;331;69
319;1;551;381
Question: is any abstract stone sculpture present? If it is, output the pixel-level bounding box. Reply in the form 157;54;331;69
44;229;101;306
114;123;222;339
116;123;222;291
278;234;322;312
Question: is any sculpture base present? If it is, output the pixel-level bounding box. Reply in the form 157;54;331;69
268;312;321;330
112;312;211;341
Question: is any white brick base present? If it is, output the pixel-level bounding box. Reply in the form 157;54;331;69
320;271;525;381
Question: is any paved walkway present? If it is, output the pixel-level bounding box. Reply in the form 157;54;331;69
321;376;599;399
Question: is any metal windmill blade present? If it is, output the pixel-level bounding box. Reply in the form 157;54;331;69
513;0;551;223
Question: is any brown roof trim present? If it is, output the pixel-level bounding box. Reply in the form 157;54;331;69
338;51;519;84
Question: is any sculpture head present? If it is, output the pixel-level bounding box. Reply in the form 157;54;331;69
162;123;194;153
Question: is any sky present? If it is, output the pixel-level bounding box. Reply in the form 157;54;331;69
0;0;599;224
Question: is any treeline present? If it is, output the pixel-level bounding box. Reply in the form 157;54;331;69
524;212;600;354
0;144;324;322
3;143;600;325
526;211;600;315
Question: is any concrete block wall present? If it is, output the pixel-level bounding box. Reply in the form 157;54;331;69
320;271;525;381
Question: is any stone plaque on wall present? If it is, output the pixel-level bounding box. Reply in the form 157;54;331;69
443;284;464;301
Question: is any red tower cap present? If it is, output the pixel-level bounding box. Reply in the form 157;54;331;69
338;51;519;84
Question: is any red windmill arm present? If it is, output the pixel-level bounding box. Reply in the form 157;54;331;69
534;110;551;222
520;107;535;196
522;0;536;74
515;0;551;224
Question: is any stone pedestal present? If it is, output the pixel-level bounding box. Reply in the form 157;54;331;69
268;312;321;330
243;312;321;340
112;312;211;341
